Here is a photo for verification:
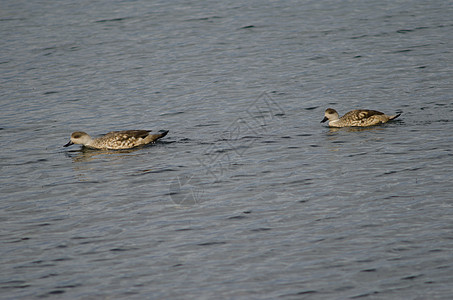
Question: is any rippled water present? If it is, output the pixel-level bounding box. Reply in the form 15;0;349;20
1;0;453;298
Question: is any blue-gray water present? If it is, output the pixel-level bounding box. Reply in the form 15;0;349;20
1;0;453;298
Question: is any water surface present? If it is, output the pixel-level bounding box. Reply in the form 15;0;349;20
1;0;453;298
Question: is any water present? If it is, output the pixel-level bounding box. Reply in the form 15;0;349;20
1;0;453;298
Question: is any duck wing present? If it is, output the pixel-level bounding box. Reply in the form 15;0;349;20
104;130;151;139
342;110;384;121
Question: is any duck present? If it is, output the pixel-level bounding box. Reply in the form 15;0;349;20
321;108;401;127
63;130;168;150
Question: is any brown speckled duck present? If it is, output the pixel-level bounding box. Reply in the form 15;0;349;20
321;108;401;128
64;130;168;150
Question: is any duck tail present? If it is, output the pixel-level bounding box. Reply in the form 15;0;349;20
151;130;169;142
159;130;169;138
389;113;401;120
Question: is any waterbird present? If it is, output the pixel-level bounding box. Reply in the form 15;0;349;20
64;130;169;150
321;108;401;128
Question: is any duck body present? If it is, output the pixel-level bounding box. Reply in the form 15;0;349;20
321;108;400;128
64;130;168;150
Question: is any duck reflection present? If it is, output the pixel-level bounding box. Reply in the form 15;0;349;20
327;126;384;134
64;146;140;163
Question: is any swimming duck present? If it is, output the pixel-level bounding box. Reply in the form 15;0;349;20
64;130;168;150
321;108;401;127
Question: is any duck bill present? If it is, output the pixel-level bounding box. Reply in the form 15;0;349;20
321;117;328;123
63;141;74;147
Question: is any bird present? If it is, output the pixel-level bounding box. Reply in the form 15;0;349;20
321;108;401;127
63;130;168;150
